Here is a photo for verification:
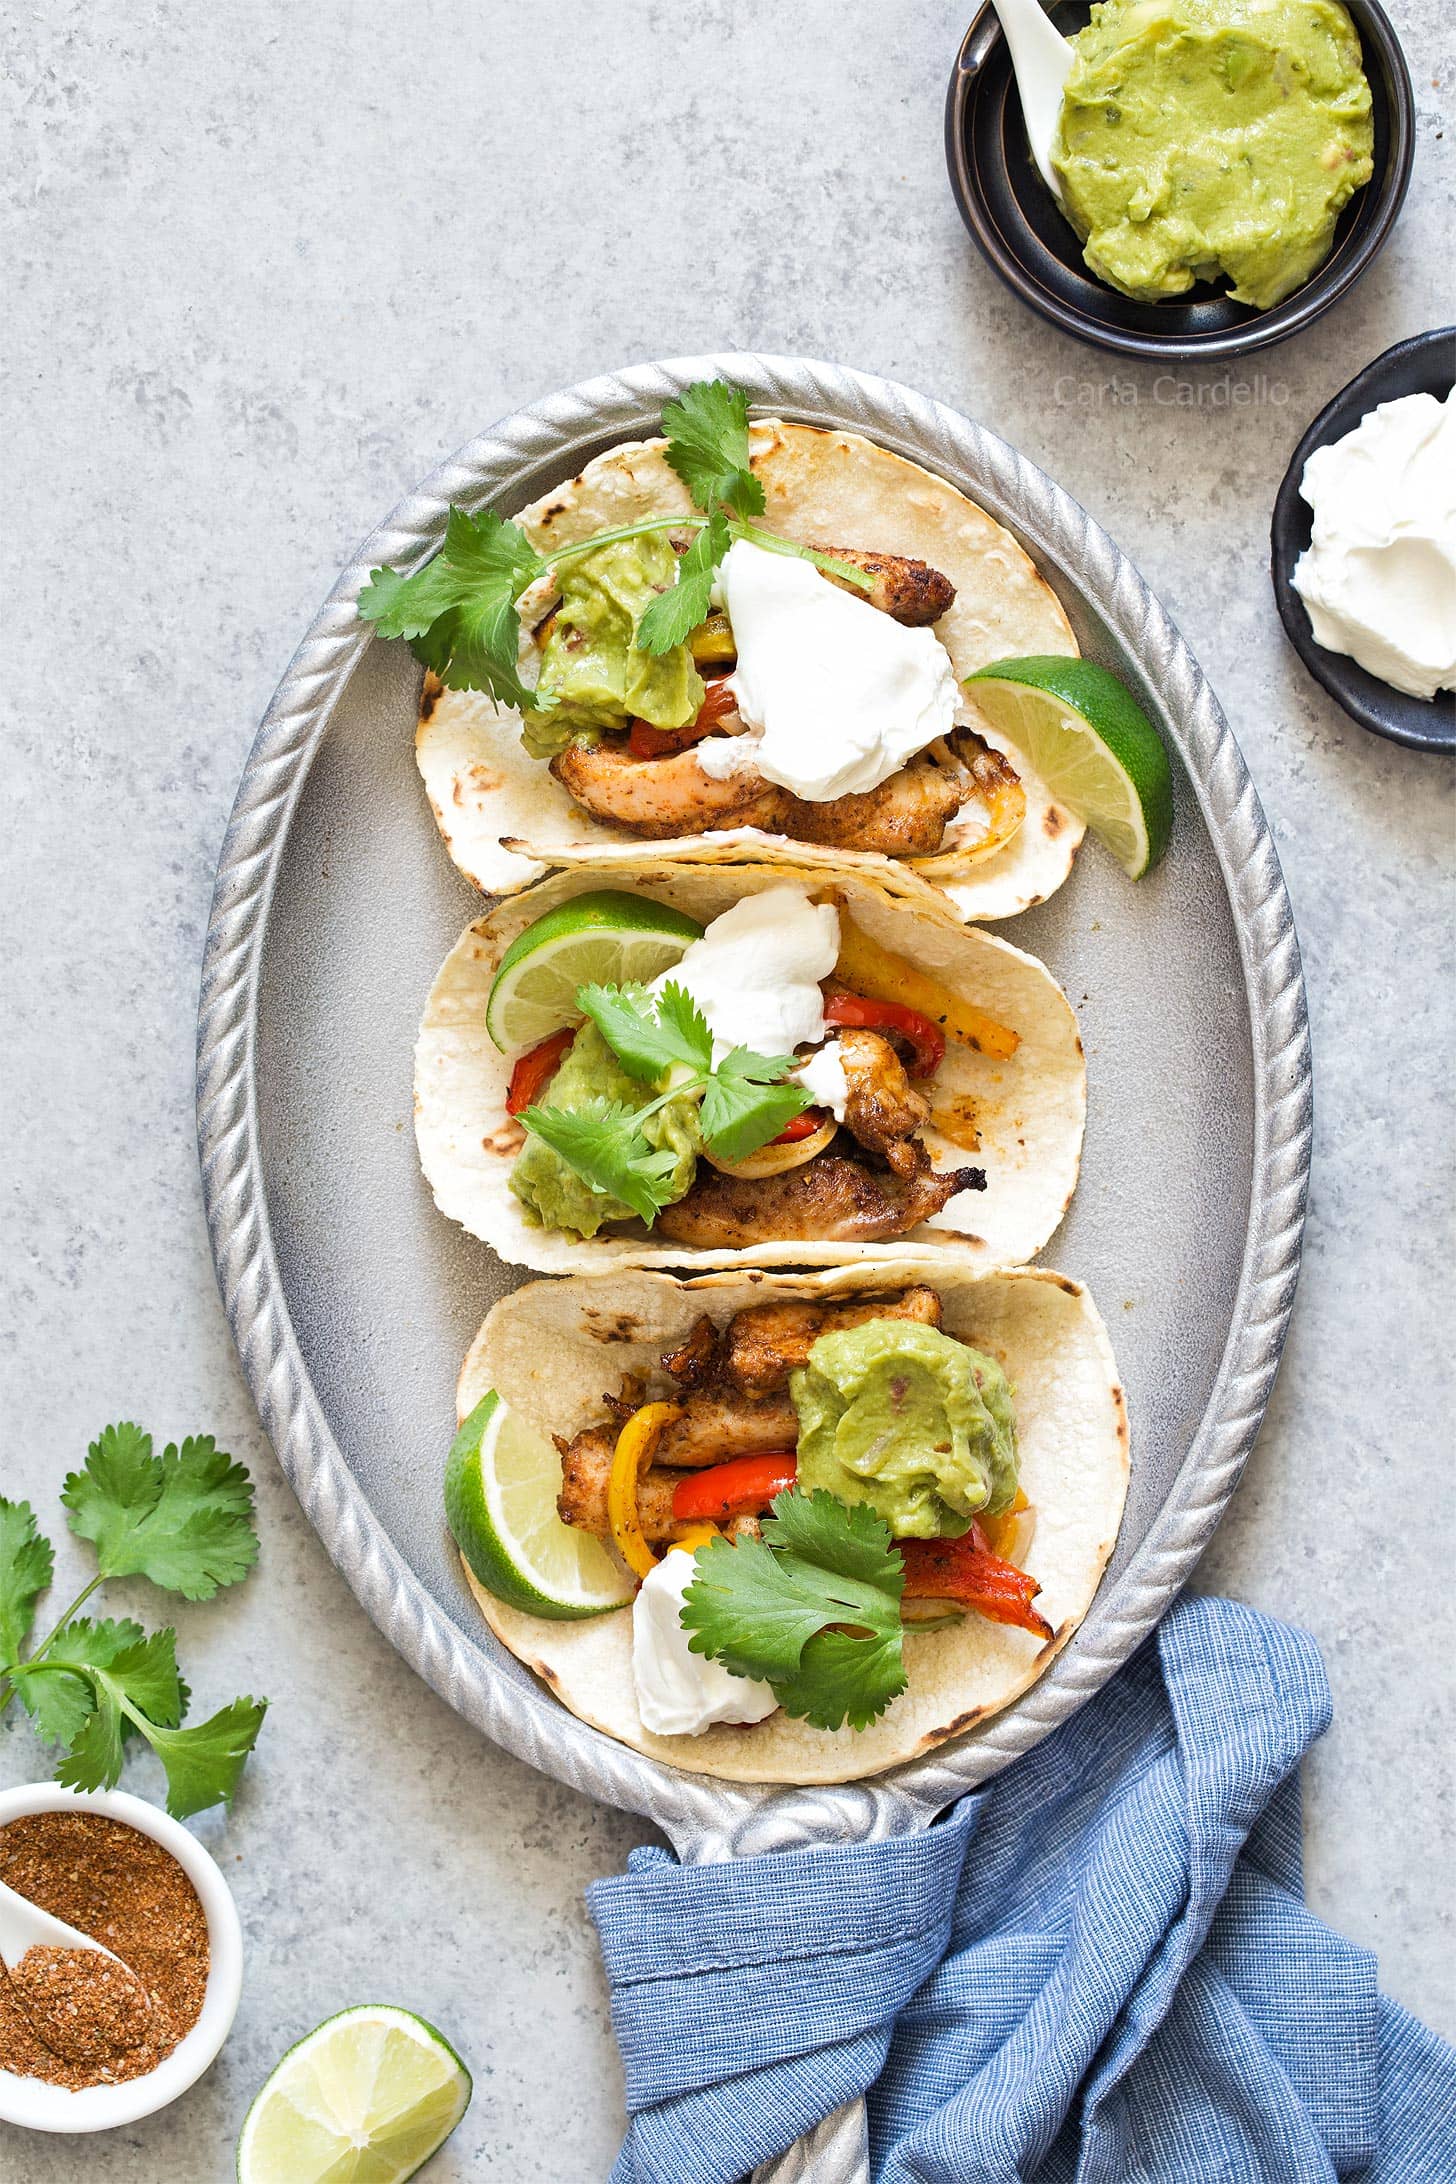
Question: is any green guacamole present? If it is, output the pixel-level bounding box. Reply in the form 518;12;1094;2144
526;535;704;760
791;1320;1019;1540
1052;0;1373;310
508;1021;699;1238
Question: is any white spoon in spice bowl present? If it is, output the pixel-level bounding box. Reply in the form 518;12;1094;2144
0;1874;153;2042
989;0;1074;202
0;1873;134;1976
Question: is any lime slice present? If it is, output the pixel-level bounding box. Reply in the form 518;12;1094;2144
236;2005;470;2184
486;889;703;1053
964;657;1174;878
445;1391;634;1618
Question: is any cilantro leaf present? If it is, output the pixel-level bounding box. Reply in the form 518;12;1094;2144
61;1427;259;1601
661;381;766;518
45;1627;260;1818
520;1098;684;1226
789;1626;906;1734
9;1617;146;1745
637;510;732;656
577;981;712;1082
355;553;462;642
49;1628;189;1796
681;1489;907;1732
56;1682;126;1794
698;1050;810;1162
139;1697;269;1820
359;505;546;709
0;1499;53;1666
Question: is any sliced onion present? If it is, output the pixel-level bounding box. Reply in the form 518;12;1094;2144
702;1115;839;1180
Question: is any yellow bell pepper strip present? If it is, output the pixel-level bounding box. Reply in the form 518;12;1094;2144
669;1523;721;1556
608;1401;684;1580
833;912;1020;1061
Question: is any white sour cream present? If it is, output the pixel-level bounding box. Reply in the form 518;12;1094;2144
651;886;838;1060
1291;389;1456;701
795;1038;849;1121
632;1550;778;1736
697;539;959;799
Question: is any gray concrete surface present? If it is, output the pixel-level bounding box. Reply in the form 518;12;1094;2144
2;1;1452;2175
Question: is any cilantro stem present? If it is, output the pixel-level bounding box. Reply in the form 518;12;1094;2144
731;522;875;592
0;1572;106;1722
532;515;705;581
521;512;874;603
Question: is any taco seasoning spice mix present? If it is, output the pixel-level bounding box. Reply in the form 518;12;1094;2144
0;1812;209;2089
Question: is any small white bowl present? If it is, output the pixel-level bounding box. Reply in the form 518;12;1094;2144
0;1783;244;2133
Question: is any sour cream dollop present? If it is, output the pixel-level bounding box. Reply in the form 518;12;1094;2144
1291;390;1456;701
795;1037;849;1121
632;1550;778;1736
697;540;959;799
650;885;838;1060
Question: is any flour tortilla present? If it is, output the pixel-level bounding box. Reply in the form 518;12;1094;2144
455;1259;1128;1785
415;419;1084;923
414;855;1085;1275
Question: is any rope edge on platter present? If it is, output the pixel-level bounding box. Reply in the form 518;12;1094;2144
195;353;1311;1856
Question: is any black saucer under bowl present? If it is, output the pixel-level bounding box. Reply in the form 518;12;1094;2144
1270;328;1455;754
945;0;1415;362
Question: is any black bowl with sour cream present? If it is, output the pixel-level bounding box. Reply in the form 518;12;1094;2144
1271;328;1456;754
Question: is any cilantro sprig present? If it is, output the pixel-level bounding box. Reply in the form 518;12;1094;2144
358;378;872;700
681;1490;908;1732
520;981;811;1224
0;1425;267;1818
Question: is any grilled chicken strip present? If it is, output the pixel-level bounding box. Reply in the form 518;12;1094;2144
660;1315;719;1388
556;736;979;857
654;1387;800;1467
556;1426;700;1545
550;739;790;838
835;1029;932;1180
654;1155;985;1250
814;546;956;625
717;1287;943;1396
780;747;971;857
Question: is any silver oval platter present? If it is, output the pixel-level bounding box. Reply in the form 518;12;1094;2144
196;353;1311;1865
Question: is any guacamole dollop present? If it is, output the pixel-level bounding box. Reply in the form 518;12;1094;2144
791;1320;1019;1540
526;535;705;760
1052;0;1373;310
508;1021;699;1237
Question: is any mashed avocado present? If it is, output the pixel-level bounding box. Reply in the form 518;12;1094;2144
508;1020;699;1237
792;1320;1018;1540
526;535;705;760
1052;0;1373;310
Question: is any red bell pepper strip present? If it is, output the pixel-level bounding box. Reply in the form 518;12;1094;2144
899;1524;1053;1639
671;1453;798;1523
769;1107;828;1146
822;993;945;1078
628;679;737;759
505;1026;576;1116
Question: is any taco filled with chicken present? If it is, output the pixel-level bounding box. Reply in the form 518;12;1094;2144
445;1261;1128;1784
361;380;1085;922
414;857;1085;1274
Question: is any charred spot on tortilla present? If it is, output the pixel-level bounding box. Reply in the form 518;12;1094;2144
419;671;442;723
934;1706;988;1740
1044;806;1063;836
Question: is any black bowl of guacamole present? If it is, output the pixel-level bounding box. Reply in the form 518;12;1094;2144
945;0;1415;361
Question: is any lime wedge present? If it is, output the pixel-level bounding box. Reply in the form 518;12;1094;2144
445;1391;634;1618
486;889;703;1053
236;2005;470;2184
965;657;1174;878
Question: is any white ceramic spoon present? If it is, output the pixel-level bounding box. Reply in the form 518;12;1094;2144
992;0;1075;202
0;1873;135;1980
